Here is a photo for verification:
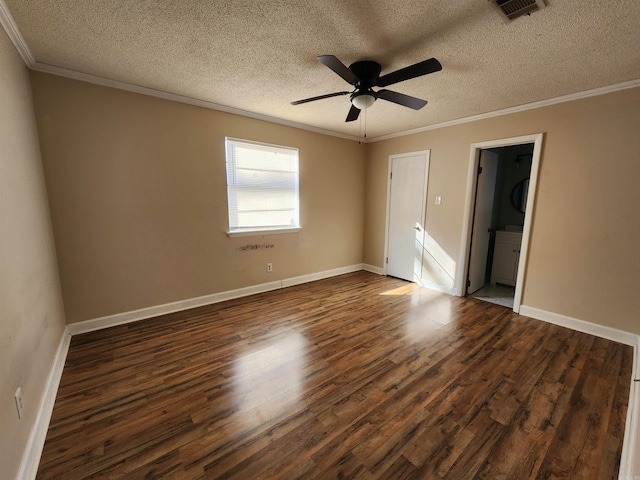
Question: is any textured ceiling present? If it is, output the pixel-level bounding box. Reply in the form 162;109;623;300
4;0;640;139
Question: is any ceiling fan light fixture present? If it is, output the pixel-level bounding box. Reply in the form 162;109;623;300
351;93;376;110
291;55;441;122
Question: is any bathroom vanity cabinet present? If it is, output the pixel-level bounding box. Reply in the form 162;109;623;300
490;231;522;287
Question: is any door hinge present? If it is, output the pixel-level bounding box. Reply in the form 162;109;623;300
477;165;483;175
390;172;393;179
386;257;389;264
466;278;471;287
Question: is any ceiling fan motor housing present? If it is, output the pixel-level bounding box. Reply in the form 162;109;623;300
291;54;441;122
349;61;382;88
348;61;382;109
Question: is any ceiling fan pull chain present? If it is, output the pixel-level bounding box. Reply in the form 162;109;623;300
290;55;441;123
364;108;367;140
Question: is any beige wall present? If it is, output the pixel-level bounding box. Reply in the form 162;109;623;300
3;39;640;477
26;69;640;334
0;32;66;479
365;87;640;334
29;72;365;324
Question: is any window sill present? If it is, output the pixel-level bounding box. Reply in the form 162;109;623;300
226;227;302;238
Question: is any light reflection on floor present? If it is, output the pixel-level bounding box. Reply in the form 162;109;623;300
380;283;431;296
380;282;456;338
230;281;513;430
233;332;306;429
405;306;454;339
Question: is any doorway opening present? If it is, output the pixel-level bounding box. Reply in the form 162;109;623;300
468;143;533;308
458;133;543;313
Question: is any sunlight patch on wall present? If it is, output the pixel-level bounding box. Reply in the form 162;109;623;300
421;232;456;289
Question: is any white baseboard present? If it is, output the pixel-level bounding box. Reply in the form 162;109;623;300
68;264;365;335
19;264;366;478
281;264;363;288
16;328;71;480
67;281;282;335
519;305;640;478
518;305;638;347
620;343;640;479
417;278;458;296
360;264;457;294
22;285;640;479
362;263;384;275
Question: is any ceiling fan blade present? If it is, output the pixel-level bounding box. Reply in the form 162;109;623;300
377;90;428;110
291;91;350;105
317;55;359;85
345;105;360;122
376;58;442;88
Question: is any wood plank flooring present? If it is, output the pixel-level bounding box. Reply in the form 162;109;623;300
36;272;633;479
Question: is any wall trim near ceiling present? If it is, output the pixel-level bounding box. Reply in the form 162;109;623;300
28;61;363;143
1;2;640;144
519;305;640;478
368;78;640;142
16;329;71;480
33;57;640;144
0;0;34;66
0;0;360;142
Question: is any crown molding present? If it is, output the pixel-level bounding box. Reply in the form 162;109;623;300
0;0;34;66
29;62;362;143
367;78;640;142
27;60;640;145
3;1;638;145
25;60;640;145
0;1;361;143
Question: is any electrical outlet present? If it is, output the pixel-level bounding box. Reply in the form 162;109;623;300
266;263;273;273
15;387;24;419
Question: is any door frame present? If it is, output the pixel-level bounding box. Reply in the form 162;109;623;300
383;150;430;278
457;133;544;312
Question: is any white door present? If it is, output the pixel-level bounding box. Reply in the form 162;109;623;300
386;152;429;282
466;150;499;294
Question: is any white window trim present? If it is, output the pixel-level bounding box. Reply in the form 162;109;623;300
225;137;301;236
226;226;302;238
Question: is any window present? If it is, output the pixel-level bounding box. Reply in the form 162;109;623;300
225;138;300;235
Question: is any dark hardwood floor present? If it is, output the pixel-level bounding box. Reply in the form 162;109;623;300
37;271;633;479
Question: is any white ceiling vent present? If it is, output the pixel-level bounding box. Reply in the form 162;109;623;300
495;0;546;20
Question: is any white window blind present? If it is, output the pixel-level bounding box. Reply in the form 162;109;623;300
225;138;300;233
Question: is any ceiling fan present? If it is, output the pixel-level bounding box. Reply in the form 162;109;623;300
291;55;442;122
